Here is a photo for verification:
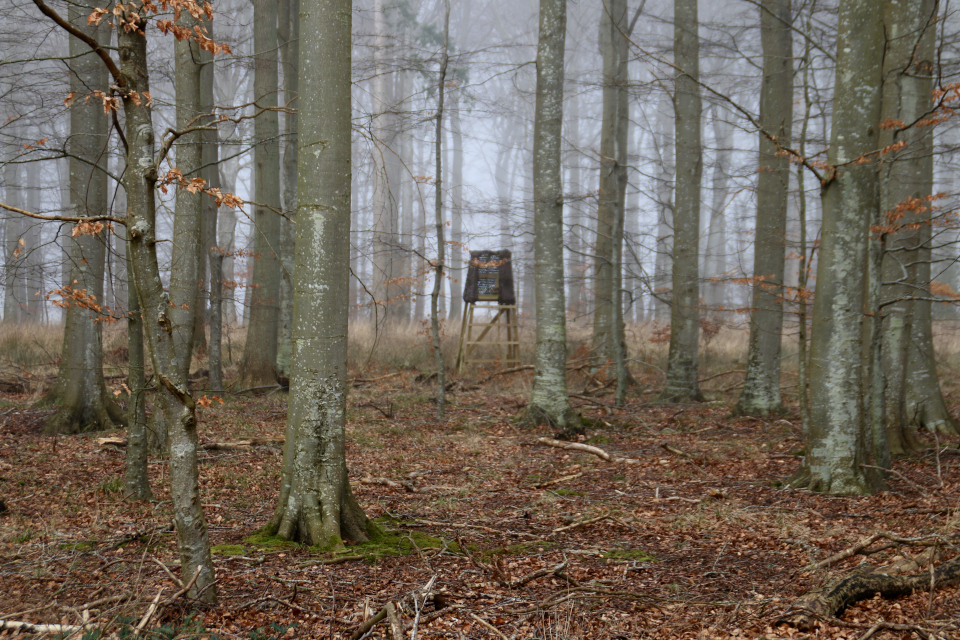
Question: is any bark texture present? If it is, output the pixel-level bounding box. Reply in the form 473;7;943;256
120;15;216;601
522;0;579;439
44;0;124;435
592;0;629;362
239;0;283;388
266;0;373;546
734;0;793;417
662;0;703;403
802;0;885;495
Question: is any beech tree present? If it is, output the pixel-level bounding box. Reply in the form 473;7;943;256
43;0;124;434
734;0;793;417
521;0;579;437
662;0;703;403
239;0;283;388
265;0;375;545
796;0;885;495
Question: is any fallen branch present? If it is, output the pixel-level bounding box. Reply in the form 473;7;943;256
469;613;510;640
537;437;641;464
413;518;538;539
779;549;960;631
552;513;611;534
100;437;284;451
808;532;956;571
361;476;416;492
533;472;583;489
510;561;568;587
0;620;91;634
476;365;534;384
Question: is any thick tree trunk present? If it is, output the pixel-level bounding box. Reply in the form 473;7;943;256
800;0;885;495
120;15;216;602
592;0;629;362
662;0;703;403
521;0;579;439
239;0;283;388
879;0;946;453
44;0;123;434
703;112;731;314
266;0;373;547
734;0;793;417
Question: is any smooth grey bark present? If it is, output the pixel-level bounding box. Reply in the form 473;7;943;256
119;10;216;600
734;0;793;417
397;63;413;324
3;155;23;322
521;0;579;438
431;0;450;421
218;135;240;327
239;0;283;388
703;111;731;313
44;0;123;434
800;0;885;495
653;91;674;324
124;227;151;501
22;170;42;322
371;0;399;322
265;0;373;547
878;0;957;442
201;22;223;392
448;85;464;323
592;0;629;362
276;0;299;378
564;94;585;316
662;0;703;403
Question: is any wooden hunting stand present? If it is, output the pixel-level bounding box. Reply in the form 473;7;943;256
455;250;519;373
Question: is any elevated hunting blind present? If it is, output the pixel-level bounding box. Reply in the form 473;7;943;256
456;250;520;372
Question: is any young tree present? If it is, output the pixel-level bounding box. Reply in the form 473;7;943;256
662;0;703;403
521;0;579;438
798;0;885;495
43;0;124;435
265;0;375;546
734;0;793;417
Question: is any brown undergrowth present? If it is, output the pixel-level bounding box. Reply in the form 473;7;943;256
0;365;959;639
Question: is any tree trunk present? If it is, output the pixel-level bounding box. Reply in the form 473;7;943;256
431;0;450;421
653;92;674;324
703;110;732;314
448;86;464;323
201;19;223;392
592;0;629;362
239;0;283;388
734;0;793;417
120;12;216;602
800;0;885;495
265;0;374;547
124;227;151;501
662;0;703;403
522;0;579;438
44;0;123;434
276;0;299;379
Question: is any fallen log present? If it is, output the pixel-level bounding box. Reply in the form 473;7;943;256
98;437;284;451
779;548;960;631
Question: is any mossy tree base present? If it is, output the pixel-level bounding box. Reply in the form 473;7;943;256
42;389;125;436
518;404;584;440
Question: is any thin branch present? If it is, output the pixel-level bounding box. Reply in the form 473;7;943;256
31;0;123;84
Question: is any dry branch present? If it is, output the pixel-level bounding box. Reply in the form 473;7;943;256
533;472;583;489
780;548;960;631
99;437;284;451
537;437;641;464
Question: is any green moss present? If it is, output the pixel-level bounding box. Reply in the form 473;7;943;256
552;488;582;496
601;548;655;562
342;520;449;562
212;544;247;556
243;532;302;551
482;540;559;557
585;435;612;445
59;541;96;551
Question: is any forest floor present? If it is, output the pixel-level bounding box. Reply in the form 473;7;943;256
0;369;959;639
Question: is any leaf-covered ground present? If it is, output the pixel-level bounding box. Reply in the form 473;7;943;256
1;373;959;639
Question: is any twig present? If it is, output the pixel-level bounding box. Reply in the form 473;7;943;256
510;561;568;587
152;558;183;588
385;602;403;640
476;365;534;384
552;513;611;534
135;588;164;635
537;437;641;464
469;613;510;640
349;607;387;640
166;566;202;603
533;472;583;489
861;464;931;493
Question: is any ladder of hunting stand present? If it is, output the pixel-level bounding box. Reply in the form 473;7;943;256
455;302;520;373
